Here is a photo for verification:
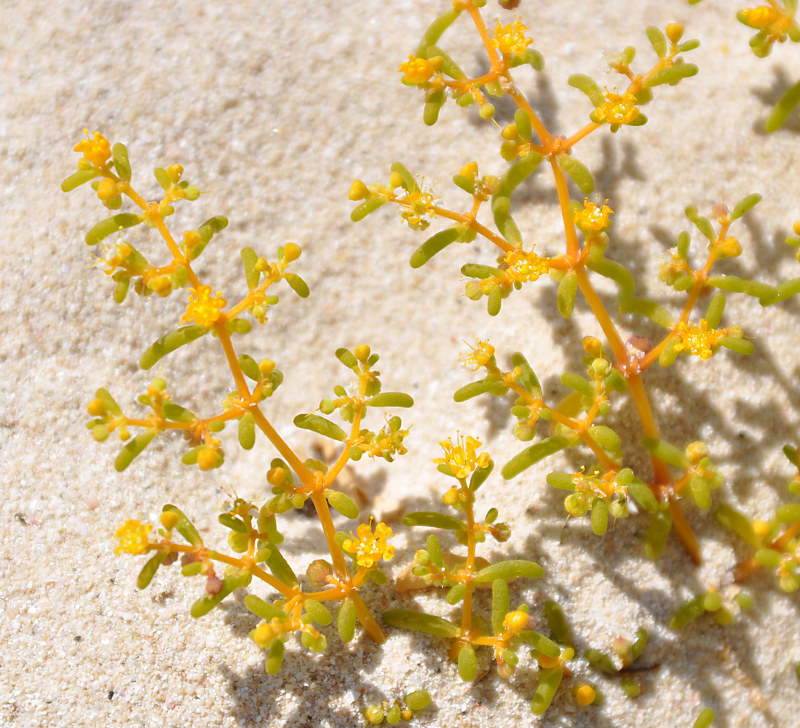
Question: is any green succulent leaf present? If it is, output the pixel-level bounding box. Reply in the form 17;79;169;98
85;213;142;246
337;598;358;642
458;644;478;682
366;392;414;408
326;489;360;519
137;551;168;589
765;79;800;133
244;594;287;621
293;413;347;442
531;667;564;715
162;504;203;546
139;325;209;370
114;429;157;471
558;153;594;195
502;436;571;479
382;609;460;638
454;378;508;402
402;511;465;531
410;227;462;268
190;567;251;618
474;559;543;583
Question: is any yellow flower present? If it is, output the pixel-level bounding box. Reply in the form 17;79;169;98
182;285;227;327
251;618;286;647
740;5;792;36
342;518;395;569
502;248;551;283
673;319;724;360
397;184;437;231
398;54;435;84
114;519;153;555
434;433;490;479
502;610;529;633
458;339;495;371
574;198;614;232
491;18;533;57
74;130;112;168
598;90;640;125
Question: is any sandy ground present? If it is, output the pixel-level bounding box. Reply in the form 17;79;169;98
2;1;800;726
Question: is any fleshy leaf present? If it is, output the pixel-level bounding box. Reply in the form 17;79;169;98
402;511;465;531
502;436;571;479
366;392;414;408
337;598;357;642
293;413;347;442
326;490;360;519
558;153;594;195
245;594;286;621
137;551;168;589
458;644;477;681
642;436;689;468
382;609;460;638
410;227;461;268
114;429;157;471
139;325;209;370
491;579;510;634
85;213;142;246
163;504;203;546
474;559;543;583
190;567;251;618
645;63;698;87
454;378;508;402
765;80;800;133
531;667;564;715
238;411;256;450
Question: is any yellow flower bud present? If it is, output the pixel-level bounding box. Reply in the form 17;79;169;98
665;22;684;44
389;170;404;189
282;242;301;262
502;610;529;631
501;123;518;140
197;446;219;471
348;179;369;200
159;511;179;531
87;398;106;417
167;164;183;183
354;344;371;362
575;684;596;706
583;337;603;357
720;236;742;258
259;359;276;375
96;177;119;202
752;519;771;538
459;161;478;178
267;466;286;486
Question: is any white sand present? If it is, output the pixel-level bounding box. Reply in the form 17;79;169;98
2;1;800;726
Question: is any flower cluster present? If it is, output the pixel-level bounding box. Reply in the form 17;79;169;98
182;285;227;327
114;519;153;555
574;198;614;232
342;519;396;569
491;18;533;57
434;433;490;479
396;185;438;231
739;5;793;40
458;339;495;372
398;54;436;85
597;90;640;126
74;129;111;168
673;319;725;360
501;248;552;284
